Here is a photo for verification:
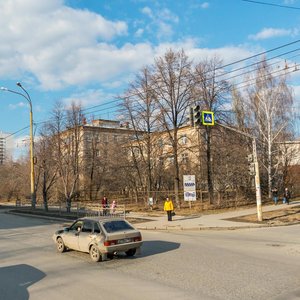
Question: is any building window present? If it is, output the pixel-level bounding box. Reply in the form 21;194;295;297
179;134;188;145
132;147;140;157
181;153;189;164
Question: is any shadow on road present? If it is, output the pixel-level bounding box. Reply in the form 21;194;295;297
140;240;180;257
0;264;46;300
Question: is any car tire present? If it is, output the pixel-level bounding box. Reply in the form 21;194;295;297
107;253;114;259
125;248;136;257
90;245;101;262
56;237;66;253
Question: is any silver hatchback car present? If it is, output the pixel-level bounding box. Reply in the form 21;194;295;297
53;217;143;262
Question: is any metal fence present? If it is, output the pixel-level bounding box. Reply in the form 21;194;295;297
14;200;126;219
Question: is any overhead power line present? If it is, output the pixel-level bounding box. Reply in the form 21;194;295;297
5;40;300;139
6;63;300;140
216;39;300;70
5;125;30;139
242;0;300;10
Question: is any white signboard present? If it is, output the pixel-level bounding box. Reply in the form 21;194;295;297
183;175;196;201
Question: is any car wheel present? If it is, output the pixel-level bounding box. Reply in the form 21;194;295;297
125;248;136;257
90;245;101;262
56;237;66;253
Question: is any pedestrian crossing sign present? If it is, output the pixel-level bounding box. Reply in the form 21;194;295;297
202;111;214;126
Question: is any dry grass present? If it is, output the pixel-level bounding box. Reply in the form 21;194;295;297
228;204;300;225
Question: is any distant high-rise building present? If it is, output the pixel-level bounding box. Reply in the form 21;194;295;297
0;132;13;164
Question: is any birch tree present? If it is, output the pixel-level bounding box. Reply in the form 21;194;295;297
243;58;294;198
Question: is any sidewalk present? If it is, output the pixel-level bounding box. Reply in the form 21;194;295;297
2;201;299;231
132;201;300;231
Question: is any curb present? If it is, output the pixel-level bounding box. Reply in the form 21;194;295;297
5;210;300;232
6;211;73;223
136;222;300;231
136;225;264;231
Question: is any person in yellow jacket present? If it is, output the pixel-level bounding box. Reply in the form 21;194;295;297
164;196;174;221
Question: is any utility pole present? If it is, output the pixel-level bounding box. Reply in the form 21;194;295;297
252;138;262;221
190;107;263;221
215;122;263;221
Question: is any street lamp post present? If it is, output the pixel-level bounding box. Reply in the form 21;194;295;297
0;83;36;209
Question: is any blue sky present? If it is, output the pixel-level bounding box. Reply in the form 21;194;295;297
1;0;300;156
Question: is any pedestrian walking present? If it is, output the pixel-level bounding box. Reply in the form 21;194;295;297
102;196;109;216
271;187;278;205
283;188;291;205
164;196;174;221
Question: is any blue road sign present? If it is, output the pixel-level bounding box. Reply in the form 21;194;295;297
202;111;214;126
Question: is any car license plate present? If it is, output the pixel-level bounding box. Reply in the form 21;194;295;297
118;238;132;244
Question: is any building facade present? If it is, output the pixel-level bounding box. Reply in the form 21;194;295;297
0;132;13;164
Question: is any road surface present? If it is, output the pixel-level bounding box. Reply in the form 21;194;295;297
0;210;299;300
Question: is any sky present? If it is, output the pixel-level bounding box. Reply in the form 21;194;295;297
1;0;300;158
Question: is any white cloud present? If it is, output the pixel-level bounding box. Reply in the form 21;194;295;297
0;0;268;97
157;22;174;39
159;8;179;23
8;102;26;109
248;27;298;40
283;0;296;4
135;28;144;38
62;89;114;108
200;2;210;9
141;6;153;18
186;45;255;66
0;0;128;88
141;6;178;40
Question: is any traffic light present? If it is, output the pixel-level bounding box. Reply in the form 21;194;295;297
193;105;201;127
188;107;194;127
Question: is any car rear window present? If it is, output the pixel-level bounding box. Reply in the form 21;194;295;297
102;220;134;233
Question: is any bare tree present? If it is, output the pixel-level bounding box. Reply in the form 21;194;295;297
35;124;58;211
0;160;28;202
193;57;231;204
151;49;194;207
82;130;103;201
81;127;128;201
121;66;160;203
48;101;84;212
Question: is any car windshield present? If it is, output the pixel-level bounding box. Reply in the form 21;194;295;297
102;220;134;233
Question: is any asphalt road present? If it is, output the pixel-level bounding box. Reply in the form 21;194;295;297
0;210;300;300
